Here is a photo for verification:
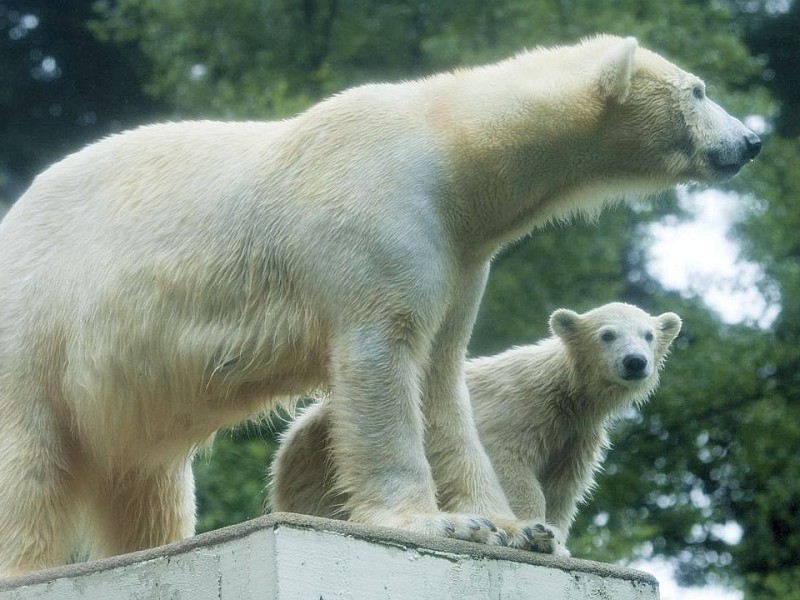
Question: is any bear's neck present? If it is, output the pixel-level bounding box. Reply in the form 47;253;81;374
423;66;667;258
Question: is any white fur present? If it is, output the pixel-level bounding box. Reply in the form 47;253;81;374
0;35;754;574
271;303;682;553
472;303;682;540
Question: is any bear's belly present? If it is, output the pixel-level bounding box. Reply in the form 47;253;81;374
63;309;331;466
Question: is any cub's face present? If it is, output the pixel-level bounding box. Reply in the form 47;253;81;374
593;316;661;387
549;302;682;390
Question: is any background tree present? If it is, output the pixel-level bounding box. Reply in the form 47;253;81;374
3;1;798;597
0;0;159;206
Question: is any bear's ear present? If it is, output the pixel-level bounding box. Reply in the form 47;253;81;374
657;312;682;347
550;308;582;340
596;36;637;104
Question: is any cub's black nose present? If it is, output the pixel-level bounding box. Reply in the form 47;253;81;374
745;131;762;160
623;354;648;379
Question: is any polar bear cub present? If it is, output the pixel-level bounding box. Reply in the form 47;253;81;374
0;33;755;575
271;303;682;551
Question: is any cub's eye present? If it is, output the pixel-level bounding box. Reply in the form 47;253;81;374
692;85;705;100
645;332;655;342
601;331;616;343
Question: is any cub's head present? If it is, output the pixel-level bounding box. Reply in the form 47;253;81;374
585;35;760;185
549;302;682;406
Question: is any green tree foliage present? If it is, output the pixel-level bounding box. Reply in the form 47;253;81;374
194;425;279;534
726;137;800;597
733;0;800;137
0;0;159;205
4;1;799;597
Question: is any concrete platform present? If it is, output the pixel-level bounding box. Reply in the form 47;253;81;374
0;513;659;599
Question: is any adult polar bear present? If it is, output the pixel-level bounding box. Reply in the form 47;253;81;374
0;35;759;574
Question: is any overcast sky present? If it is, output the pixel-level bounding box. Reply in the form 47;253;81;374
646;187;779;329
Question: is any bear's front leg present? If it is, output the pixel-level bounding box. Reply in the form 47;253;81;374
325;324;504;545
421;264;565;554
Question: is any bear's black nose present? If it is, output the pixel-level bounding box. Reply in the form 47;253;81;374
623;354;648;379
709;130;762;178
745;131;762;160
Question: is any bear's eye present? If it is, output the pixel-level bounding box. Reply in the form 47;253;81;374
601;331;616;343
692;85;705;100
645;332;654;342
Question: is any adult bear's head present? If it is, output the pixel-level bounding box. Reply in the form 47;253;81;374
590;35;761;185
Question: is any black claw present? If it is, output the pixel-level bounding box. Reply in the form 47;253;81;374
522;526;533;539
496;530;508;546
443;519;456;536
533;523;547;534
467;516;496;532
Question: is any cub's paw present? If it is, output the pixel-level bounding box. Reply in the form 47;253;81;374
494;519;570;556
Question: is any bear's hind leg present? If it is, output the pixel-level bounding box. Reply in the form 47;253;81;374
0;408;79;576
88;459;195;559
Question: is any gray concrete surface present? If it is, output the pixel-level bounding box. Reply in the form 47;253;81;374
0;513;660;599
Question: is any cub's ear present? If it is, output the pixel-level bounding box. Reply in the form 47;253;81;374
657;312;682;347
596;36;637;103
550;308;582;340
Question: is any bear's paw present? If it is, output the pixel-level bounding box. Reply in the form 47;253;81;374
379;512;509;546
494;519;570;556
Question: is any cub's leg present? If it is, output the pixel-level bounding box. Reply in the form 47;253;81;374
0;395;79;576
269;399;343;518
87;459;195;559
327;325;503;544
